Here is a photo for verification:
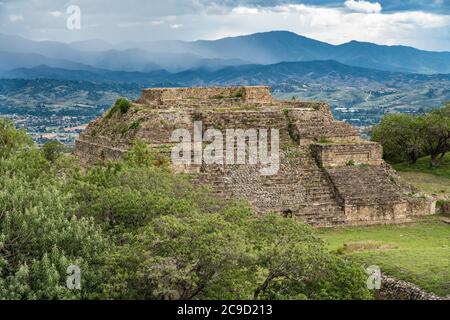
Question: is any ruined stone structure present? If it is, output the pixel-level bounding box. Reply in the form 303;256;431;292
75;86;435;227
376;275;447;300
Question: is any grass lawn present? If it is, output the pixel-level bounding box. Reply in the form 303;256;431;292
320;154;450;296
393;153;450;203
393;153;450;179
398;172;450;200
318;217;450;297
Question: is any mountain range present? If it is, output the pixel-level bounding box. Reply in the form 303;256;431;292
2;60;449;119
1;30;449;133
4;61;449;89
1;31;450;74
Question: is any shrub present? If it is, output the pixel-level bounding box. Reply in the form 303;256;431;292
42;140;67;162
0;118;33;157
318;137;332;144
129;120;140;130
436;200;450;214
117;98;131;113
106;98;131;118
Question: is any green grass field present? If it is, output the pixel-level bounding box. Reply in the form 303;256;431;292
318;217;450;297
319;154;450;297
393;153;450;179
397;171;450;199
394;153;450;202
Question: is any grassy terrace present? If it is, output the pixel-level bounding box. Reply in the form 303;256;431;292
318;217;450;297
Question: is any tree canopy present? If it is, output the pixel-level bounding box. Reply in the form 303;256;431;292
0;118;372;300
372;104;450;167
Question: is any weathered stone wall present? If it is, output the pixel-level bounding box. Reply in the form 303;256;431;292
137;86;272;105
197;147;347;227
311;142;383;168
376;275;446;300
284;108;360;145
322;165;434;225
75;139;124;166
200;109;292;147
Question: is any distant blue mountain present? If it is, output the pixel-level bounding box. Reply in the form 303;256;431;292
0;33;247;72
0;31;449;74
180;31;450;74
2;65;170;85
0;51;96;71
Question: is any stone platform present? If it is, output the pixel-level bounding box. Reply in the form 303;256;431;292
74;86;435;227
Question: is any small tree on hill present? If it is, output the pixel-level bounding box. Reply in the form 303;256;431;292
419;105;450;167
371;113;423;164
42;140;67;162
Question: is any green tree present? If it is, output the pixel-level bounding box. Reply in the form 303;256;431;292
42;140;67;162
0;118;33;158
371;113;423;164
418;105;450;167
0;125;108;299
96;205;371;300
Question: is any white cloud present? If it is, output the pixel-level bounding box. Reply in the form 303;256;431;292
344;0;382;14
49;11;63;17
192;3;450;51
231;7;259;15
8;14;24;22
0;0;449;51
150;20;164;26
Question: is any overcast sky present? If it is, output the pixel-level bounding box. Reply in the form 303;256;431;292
0;0;449;51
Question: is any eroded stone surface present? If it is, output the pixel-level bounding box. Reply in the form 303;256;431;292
376;275;447;300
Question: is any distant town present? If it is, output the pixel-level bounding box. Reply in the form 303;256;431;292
0;101;433;146
2;112;102;146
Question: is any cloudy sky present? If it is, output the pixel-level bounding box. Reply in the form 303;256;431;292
0;0;449;51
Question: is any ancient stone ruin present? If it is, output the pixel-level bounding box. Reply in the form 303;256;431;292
75;86;435;227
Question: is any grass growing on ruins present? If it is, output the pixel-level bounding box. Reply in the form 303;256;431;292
318;217;450;297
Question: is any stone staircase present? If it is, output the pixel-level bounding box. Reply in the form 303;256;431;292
325;165;404;204
197;147;348;226
286;108;360;144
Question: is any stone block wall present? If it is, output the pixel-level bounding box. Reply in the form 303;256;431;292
322;165;435;225
197;147;348;227
137;86;272;105
75;139;124;166
376;275;445;300
311;142;383;168
285;108;360;145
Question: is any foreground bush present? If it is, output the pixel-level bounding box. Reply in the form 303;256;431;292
0;119;372;300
